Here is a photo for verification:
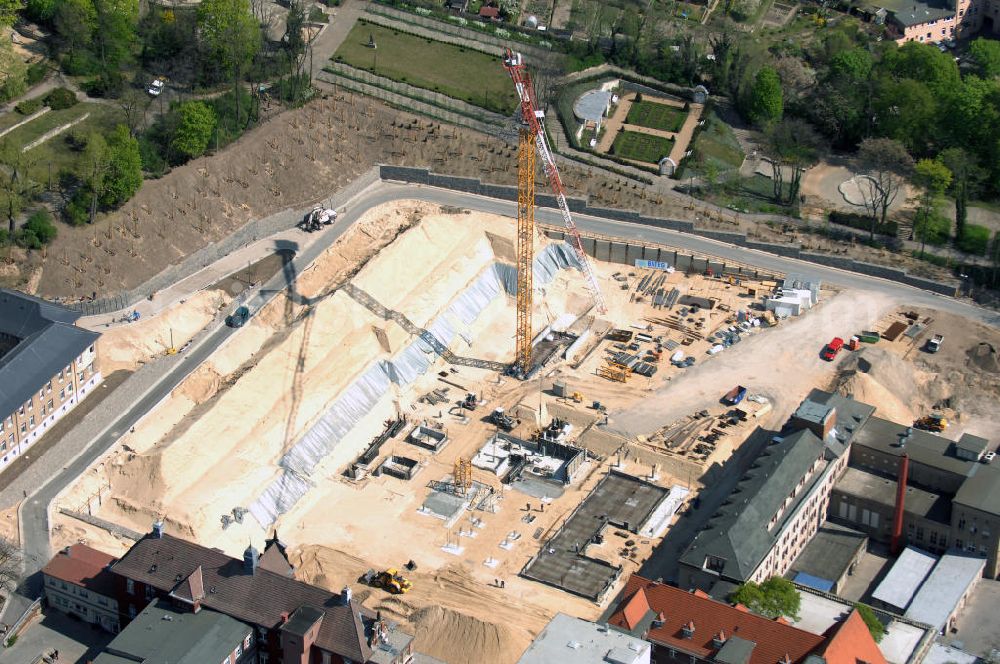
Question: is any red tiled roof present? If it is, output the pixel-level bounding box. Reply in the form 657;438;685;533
819;609;888;664
42;544;117;598
621;587;652;630
479;6;500;17
609;576;825;664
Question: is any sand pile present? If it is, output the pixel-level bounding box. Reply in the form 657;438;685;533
837;372;914;424
98;290;229;372
966;342;1000;374
409;606;524;664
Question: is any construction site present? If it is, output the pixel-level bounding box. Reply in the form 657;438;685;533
37;54;1000;664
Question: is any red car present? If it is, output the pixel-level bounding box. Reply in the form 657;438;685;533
821;337;844;361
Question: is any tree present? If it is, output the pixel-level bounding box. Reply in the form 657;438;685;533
0;39;28;103
0;0;22;27
118;88;151;137
731;577;801;620
746;67;783;127
829;48;873;82
102;124;142;208
197;0;261;128
0;141;39;235
872;77;936;152
90;0;139;92
969;38;1000;78
856;137;913;239
0;537;21;593
79;132;109;223
912;158;952;255
939;148;982;243
53;0;96;63
171;101;216;159
19;209;58;248
765;118;822;205
854;604;885;643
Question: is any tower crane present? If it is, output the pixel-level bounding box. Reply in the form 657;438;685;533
501;49;607;378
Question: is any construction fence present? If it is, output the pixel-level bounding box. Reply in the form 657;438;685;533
378;165;959;297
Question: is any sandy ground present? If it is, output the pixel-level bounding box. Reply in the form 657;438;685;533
610;288;900;437
800;161;914;215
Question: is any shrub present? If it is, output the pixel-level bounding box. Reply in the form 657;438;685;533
81;72;124;99
63;192;90;226
15;98;43;115
64;130;89;152
828;210;898;237
26;62;47;87
957;223;990;255
43;87;78;110
21;210;57;245
61;52;100;77
914;212;951;247
138;137;168;178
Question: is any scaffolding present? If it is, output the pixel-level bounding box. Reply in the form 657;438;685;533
453;457;473;495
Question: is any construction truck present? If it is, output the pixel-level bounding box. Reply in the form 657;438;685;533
926;334;944;353
363;568;412;594
491;407;516;431
914;413;948;432
461;393;479;410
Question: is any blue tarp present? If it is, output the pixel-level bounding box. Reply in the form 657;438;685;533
794;571;835;593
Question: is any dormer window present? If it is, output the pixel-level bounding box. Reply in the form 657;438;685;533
682;621;696;638
713;630;727;648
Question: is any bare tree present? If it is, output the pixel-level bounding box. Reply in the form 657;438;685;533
764;118;822;205
856;137;913;240
118;88;152;137
0;537;23;593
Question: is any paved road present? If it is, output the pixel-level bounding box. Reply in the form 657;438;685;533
4;179;998;636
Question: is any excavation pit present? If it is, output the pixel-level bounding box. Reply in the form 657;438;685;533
407;424;449;453
376;455;420;480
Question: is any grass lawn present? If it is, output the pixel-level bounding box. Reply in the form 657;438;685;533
611;130;673;164
686;113;744;177
626;100;686;133
1;103;125;184
333;21;517;115
693;174;794;215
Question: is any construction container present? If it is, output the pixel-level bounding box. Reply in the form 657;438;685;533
858;331;880;343
552;381;567;397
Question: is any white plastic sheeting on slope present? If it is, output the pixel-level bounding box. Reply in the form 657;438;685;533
249;242;582;527
494;241;582;295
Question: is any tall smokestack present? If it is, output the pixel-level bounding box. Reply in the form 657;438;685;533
891;454;909;555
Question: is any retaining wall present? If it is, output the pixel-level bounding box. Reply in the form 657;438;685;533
379;165;959;296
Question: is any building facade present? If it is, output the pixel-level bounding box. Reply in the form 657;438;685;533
889;0;1000;43
0;290;101;473
41;543;120;633
829;416;1000;578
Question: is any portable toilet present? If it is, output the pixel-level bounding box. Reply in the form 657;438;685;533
849;336;860;351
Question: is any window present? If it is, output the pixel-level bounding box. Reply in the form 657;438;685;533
28;416;34;429
930;531;938;545
959;517;966;529
46;381;51;393
46;400;53;412
20;423;26;434
956;538;964;549
128;605;137;619
89;345;95;353
145;586;154;600
59;389;65;400
916;526;924;541
236;643;242;658
244;635;252;649
222;656;231;664
126;579;135;595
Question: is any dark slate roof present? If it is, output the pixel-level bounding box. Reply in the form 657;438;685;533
802;389;876;450
283;605;325;637
680;430;826;582
787;522;868;584
260;536;294;577
954;464;1000;516
111;533;374;662
0;289;99;419
851;416;974;479
715;635;757;664
834;466;952;523
94;599;251;664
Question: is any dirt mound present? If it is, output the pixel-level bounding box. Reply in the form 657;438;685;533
409;605;523;664
176;365;222;403
837;346;919;406
837;372;914;424
966;342;1000;374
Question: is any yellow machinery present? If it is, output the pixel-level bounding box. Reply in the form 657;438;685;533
598;360;632;383
514;129;536;377
454;457;473;495
366;568;412;594
571;391;584;403
915;414;948;432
